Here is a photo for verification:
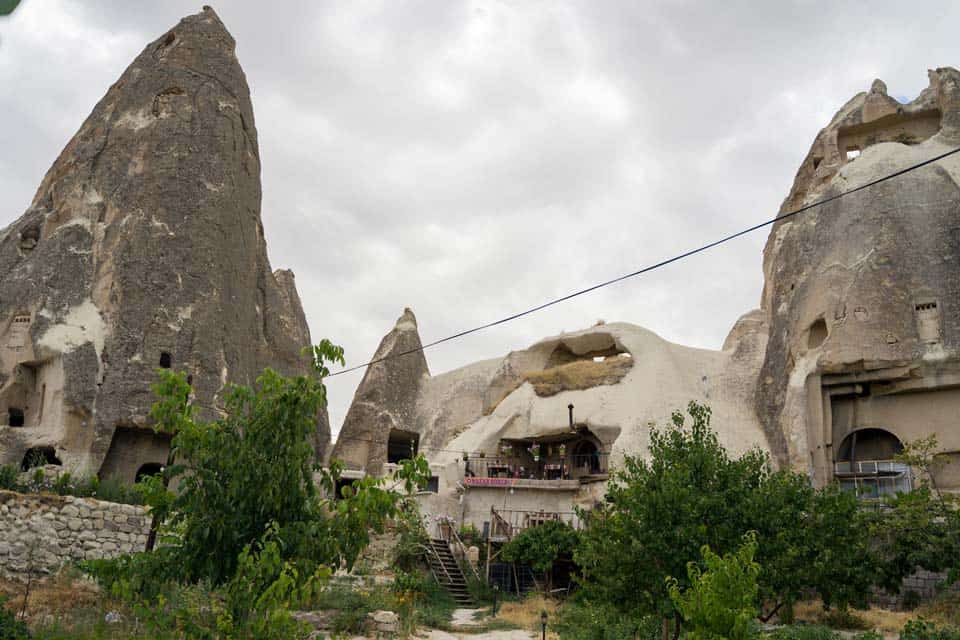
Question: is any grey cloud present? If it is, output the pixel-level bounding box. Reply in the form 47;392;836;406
2;0;957;432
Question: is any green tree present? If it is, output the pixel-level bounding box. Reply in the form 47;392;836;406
501;520;579;591
574;402;877;638
667;532;761;640
575;402;768;637
142;340;430;585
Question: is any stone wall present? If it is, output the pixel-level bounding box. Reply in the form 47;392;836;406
0;490;149;581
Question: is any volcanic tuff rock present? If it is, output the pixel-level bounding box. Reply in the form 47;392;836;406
0;8;328;479
757;68;960;470
331;308;429;474
334;68;960;496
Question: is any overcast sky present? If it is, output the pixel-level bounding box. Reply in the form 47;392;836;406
1;1;957;435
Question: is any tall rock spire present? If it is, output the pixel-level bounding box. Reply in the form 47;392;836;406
331;308;429;474
0;8;329;478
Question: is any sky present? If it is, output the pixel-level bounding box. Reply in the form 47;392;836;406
1;1;958;436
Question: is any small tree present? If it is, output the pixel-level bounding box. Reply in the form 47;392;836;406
667;532;761;640
142;340;430;585
501;520;579;591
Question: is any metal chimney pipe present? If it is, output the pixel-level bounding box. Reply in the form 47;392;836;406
568;404;574;429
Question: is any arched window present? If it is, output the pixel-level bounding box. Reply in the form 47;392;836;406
836;428;903;463
159;352;172;369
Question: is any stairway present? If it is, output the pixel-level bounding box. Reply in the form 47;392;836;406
425;539;474;606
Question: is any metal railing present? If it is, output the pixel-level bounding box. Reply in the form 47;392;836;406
489;506;582;540
465;453;609;481
834;459;912;499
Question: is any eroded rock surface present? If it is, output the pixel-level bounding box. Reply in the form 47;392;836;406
0;8;327;479
757;68;960;474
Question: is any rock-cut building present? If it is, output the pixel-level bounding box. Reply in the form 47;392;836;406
333;68;960;534
0;8;329;481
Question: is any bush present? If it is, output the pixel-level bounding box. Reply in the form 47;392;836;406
0;595;30;640
0;464;19;491
554;595;656;640
767;625;840;640
820;608;870;630
900;618;960;640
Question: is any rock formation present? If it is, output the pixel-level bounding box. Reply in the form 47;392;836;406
331;309;429;474
334;68;960;508
756;68;960;480
0;8;328;481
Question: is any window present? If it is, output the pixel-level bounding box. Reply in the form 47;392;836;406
159;352;172;369
387;429;419;464
8;407;24;427
915;300;941;343
425;476;439;493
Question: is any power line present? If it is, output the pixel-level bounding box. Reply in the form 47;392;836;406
325;146;960;378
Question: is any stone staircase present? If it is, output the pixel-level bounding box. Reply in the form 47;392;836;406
425;538;473;606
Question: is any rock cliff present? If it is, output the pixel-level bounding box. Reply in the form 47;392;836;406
0;8;328;479
757;68;960;470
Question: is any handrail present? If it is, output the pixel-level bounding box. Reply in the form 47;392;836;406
422;541;455;585
448;524;482;582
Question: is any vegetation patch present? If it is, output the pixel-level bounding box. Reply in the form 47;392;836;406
523;355;633;397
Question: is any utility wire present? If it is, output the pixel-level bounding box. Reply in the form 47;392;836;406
326;146;960;377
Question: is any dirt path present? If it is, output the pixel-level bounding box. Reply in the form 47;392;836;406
417;631;536;640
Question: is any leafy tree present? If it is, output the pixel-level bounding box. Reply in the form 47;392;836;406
501;520;579;590
142;339;430;585
575;402;768;637
574;402;877;638
667;532;761;640
866;435;960;593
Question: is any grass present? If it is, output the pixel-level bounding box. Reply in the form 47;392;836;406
791;599;950;635
484;355;634;413
491;593;559;634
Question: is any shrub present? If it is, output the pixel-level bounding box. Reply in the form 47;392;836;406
0;464;18;491
900;618;960;640
0;595;30;640
821;608;870;630
667;532;761;640
767;625;840;640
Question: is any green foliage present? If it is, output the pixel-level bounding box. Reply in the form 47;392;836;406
900;619;960;640
866;486;960;592
667;532;761;640
0;595;30;640
574;401;875;635
0;464;17;491
554;596;658;640
820;608;870;630
502;520;579;574
142;340;430;585
767;626;840;640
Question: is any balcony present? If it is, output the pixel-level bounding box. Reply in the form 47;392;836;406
463;452;609;490
834;459;912;499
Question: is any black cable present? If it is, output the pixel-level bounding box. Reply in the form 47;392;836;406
323;145;960;378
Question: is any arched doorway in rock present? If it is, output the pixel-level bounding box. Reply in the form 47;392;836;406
20;446;61;471
572;439;601;475
836;428;904;463
135;462;164;483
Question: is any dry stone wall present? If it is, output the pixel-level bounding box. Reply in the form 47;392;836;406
0;490;149;581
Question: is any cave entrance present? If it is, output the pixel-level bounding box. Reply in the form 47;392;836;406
21;446;61;471
387;429;419;464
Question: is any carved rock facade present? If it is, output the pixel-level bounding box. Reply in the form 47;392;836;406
0;8;327;481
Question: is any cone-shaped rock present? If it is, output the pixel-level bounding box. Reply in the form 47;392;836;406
331;308;429;474
756;68;960;474
0;8;329;478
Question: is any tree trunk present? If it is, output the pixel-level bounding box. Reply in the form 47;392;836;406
672;612;682;640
